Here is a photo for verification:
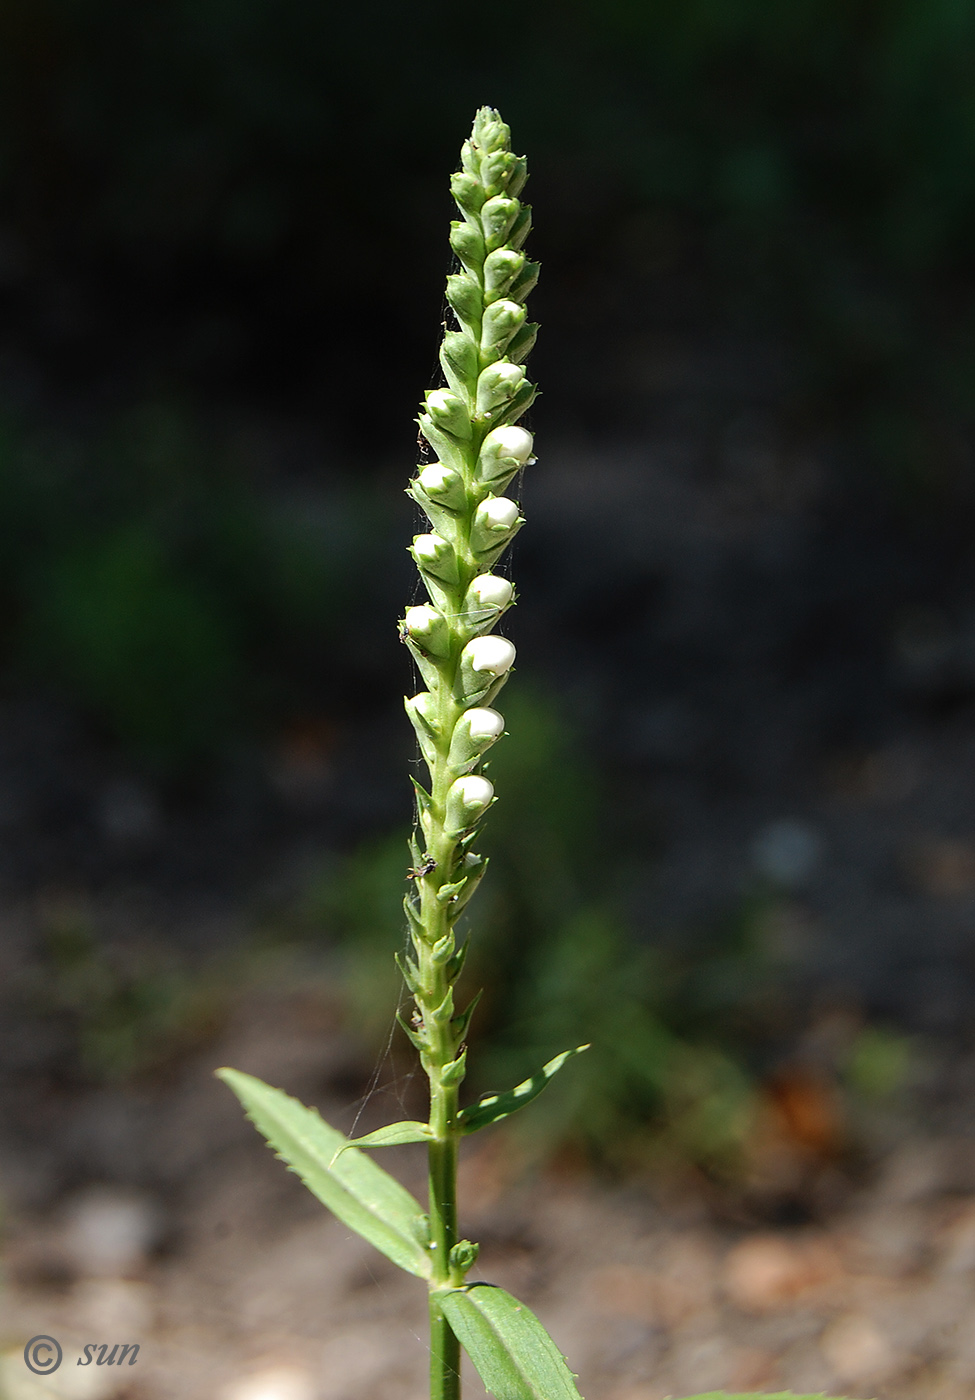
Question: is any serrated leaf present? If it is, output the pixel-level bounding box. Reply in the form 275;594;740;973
459;1045;589;1133
217;1068;431;1278
440;1284;583;1400
338;1120;433;1154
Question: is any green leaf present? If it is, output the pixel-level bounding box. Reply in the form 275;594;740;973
217;1068;431;1278
459;1045;589;1133
339;1120;433;1153
440;1284;583;1400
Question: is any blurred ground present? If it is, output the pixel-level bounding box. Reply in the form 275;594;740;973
4;974;975;1400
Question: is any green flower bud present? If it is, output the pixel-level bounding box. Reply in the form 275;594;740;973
403;604;450;656
476;362;526;416
440;331;479;399
448;706;505;770
480;150;519;196
416;463;466;511
445;774;494;834
405;691;440;765
474;109;510;153
411;532;457;584
450;171;484;214
483;248;526;302
449;221;485;272
446;273;482;332
471;495;522;557
481;299;527;353
424;389;471;441
481;196;519;250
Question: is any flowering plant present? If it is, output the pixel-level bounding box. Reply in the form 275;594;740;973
219;107;846;1400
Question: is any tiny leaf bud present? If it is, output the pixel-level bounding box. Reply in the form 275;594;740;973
476;362;526;415
449;1239;479;1273
425;389;471;441
404;604;450;656
481;298;527;352
445;774;495;834
411;532;457;584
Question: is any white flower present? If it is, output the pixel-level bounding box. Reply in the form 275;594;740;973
463;635;516;676
468;574;513;610
464;708;505;742
417;463;462;498
445;775;495;832
480;424;533;464
474;496;520;531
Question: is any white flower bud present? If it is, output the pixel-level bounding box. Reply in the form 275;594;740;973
481;425;534;465
463;635;516;677
476;362;526;415
471;496;522;557
411;532;457;584
403;604;449;655
467;574;513;610
448;706;505;772
445;774;495;834
481;299;526;350
424;389;471;440
417;463;465;510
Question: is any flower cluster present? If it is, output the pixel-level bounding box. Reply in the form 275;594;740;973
399;107;538;1071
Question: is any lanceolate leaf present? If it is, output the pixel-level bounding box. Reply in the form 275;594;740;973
217;1069;431;1279
337;1120;433;1154
440;1284;583;1400
459;1045;589;1134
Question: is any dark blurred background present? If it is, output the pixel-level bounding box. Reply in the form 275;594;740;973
2;0;975;1199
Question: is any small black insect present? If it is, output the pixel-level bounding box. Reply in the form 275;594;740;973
408;856;437;879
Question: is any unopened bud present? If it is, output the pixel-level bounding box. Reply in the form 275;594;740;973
483;248;526;300
450;172;484;214
449;221;485;270
476;362;526;415
461;635;516;681
466;573;513;612
411;532;457;584
449;707;505;769
425;389;471;441
471;496;522;556
416;463;466;511
445;775;495;834
403;604;449;656
481;299;527;352
449;1239;480;1274
481;196;519;249
481;426;534;467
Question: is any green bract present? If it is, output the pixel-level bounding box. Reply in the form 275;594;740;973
218;106;851;1400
